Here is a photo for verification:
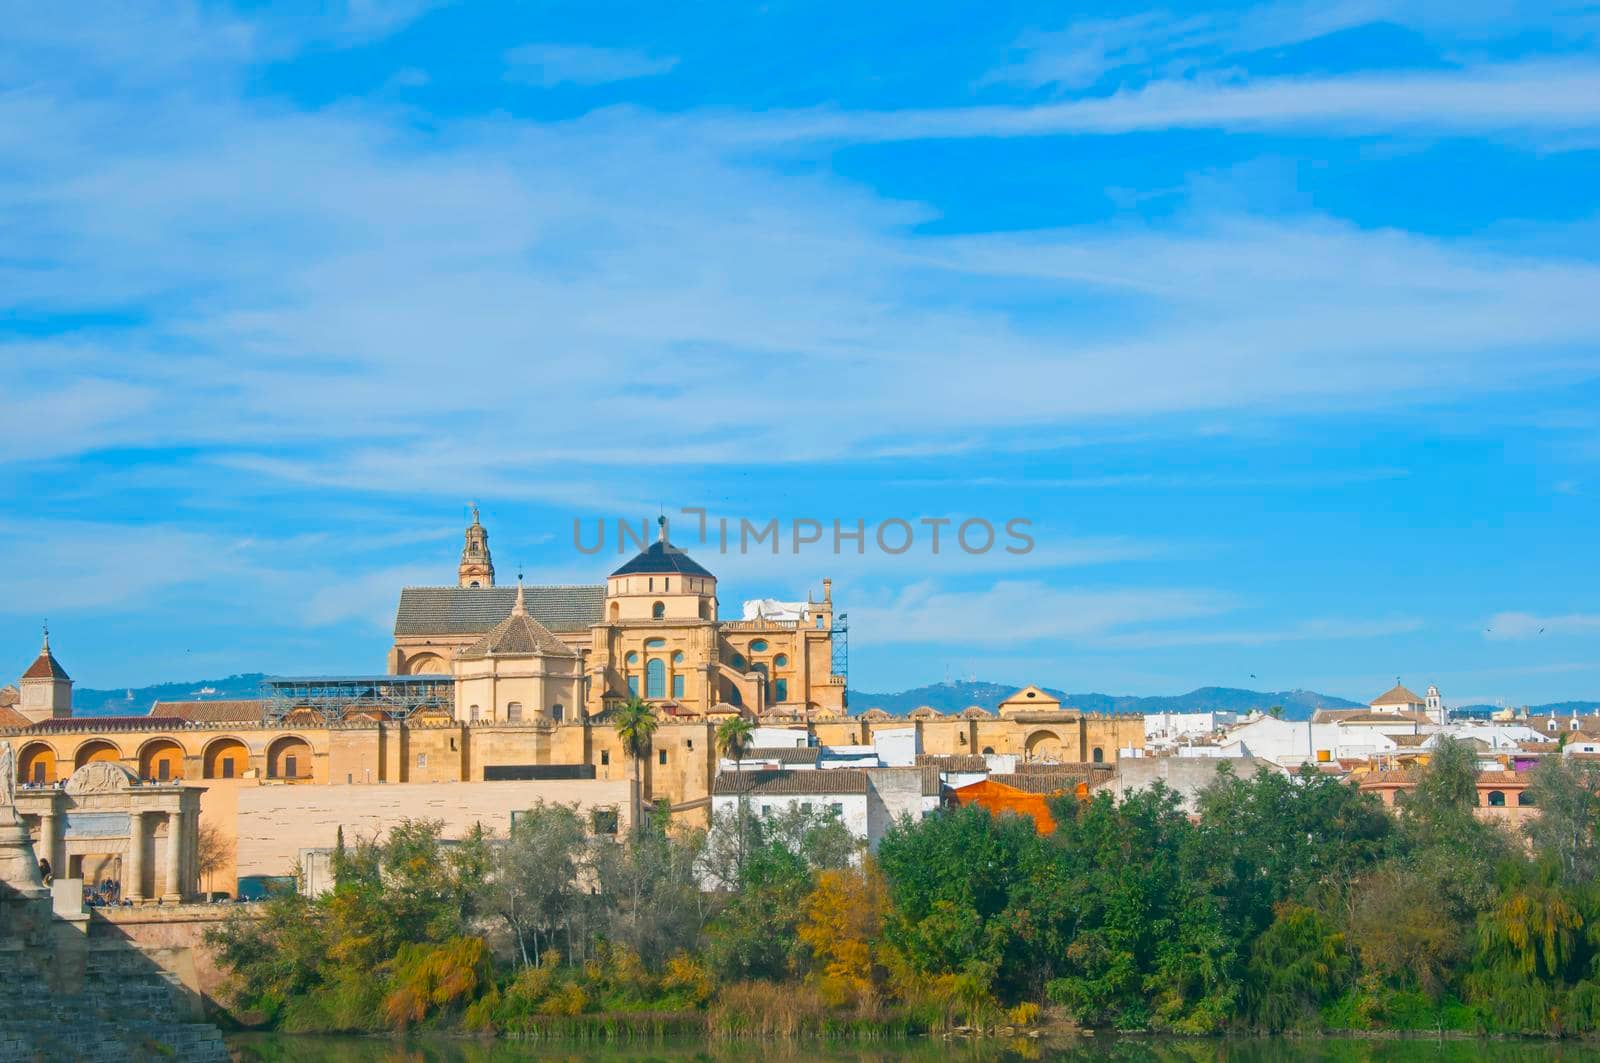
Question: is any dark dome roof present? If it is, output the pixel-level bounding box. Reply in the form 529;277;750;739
610;539;715;579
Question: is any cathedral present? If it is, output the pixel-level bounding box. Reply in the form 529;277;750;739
388;509;847;721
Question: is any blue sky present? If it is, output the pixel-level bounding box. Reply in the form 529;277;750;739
4;0;1600;706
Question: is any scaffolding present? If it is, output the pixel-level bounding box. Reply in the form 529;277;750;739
831;613;848;681
261;674;455;723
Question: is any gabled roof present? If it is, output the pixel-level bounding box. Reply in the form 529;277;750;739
0;705;32;729
395;585;603;635
741;746;821;765
609;537;715;578
152;700;267;724
1372;683;1425;706
714;768;870;796
458;585;578;660
918;753;989;772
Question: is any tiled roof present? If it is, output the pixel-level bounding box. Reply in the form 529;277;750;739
1389;734;1431;747
0;705;32;729
610;538;715;578
714;768;869;796
989;772;1089;794
30;716;189;731
1011;761;1112;775
22;647;70;681
1339;712;1431;725
1372;683;1425;706
395;585;603;635
918;754;989;772
741;747;820;765
152;700;267;724
458;593;578;660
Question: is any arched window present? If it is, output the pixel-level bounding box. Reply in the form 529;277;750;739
652;601;666;619
774;678;788;702
730;653;746;671
1091;747;1104;763
469;580;481;588
1487;790;1506;807
267;736;312;780
1518;790;1535;806
552;704;564;723
19;742;57;786
626;651;639;666
981;746;995;755
646;658;666;698
139;739;186;782
774;654;788;668
507;702;523;722
672;651;684;664
610;601;620;621
750;639;768;653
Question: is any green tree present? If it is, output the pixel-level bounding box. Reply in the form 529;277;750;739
1245;903;1351;1031
613;695;659;832
715;715;756;871
1524;757;1600;885
477;802;588;967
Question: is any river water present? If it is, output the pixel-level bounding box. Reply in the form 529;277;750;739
225;1034;1600;1062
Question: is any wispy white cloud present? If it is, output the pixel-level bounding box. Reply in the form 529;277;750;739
505;43;678;87
1484;611;1600;640
983;0;1600;92
725;62;1600;146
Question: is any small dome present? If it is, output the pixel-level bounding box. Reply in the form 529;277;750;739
610;531;715;579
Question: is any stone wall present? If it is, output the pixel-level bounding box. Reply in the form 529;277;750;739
234;777;635;878
0;887;226;1061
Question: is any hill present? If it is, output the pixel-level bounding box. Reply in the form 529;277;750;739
71;674;269;715
844;681;1365;719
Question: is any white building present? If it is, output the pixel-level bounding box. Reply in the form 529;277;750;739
1144;710;1239;741
710;766;941;851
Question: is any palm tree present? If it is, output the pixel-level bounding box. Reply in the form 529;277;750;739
715;715;755;772
716;715;756;874
613;695;659;833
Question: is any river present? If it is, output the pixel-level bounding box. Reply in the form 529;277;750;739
225;1034;1600;1062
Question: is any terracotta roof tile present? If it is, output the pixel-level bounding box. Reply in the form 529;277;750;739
1371;683;1425;706
917;754;989;772
740;747;820;765
714;768;870;796
0;705;32;729
21;648;69;681
152;700;267;724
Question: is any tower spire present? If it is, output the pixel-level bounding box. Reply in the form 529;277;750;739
458;505;495;588
512;574;527;616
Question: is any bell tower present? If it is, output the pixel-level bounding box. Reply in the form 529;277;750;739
18;625;72;722
458;505;495;588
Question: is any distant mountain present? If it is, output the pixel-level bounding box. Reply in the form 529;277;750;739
72;674;269;716
1457;701;1600;717
845;680;1365;720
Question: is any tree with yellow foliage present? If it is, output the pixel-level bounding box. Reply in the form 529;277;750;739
797;861;887;1009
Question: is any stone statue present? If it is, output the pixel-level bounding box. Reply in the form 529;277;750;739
0;741;14;811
